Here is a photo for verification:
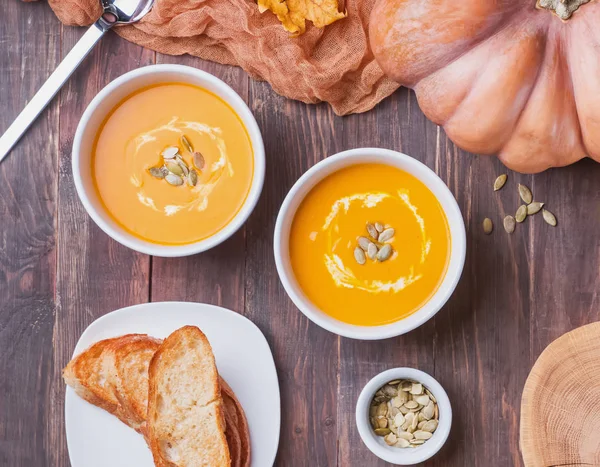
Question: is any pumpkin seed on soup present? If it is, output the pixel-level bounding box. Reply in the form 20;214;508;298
367;243;378;261
187;169;198;187
358;236;371;251
366;223;379;241
181;134;194;153
176;156;190;176
161;146;179;159
148;166;166;179
193;152;206;170
165;173;184;186
377;244;392;262
166;161;184;176
378;228;395;243
354;247;366;265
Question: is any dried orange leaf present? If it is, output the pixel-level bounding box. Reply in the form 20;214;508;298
257;0;346;35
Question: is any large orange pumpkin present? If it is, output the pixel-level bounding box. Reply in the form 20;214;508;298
369;0;600;173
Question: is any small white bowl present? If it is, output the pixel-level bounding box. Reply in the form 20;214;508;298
356;368;452;465
72;64;265;257
273;148;466;340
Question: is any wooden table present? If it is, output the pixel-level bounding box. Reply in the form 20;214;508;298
1;2;599;466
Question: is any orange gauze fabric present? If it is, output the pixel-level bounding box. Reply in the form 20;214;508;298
35;0;399;115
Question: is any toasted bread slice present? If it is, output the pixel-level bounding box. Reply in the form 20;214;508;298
147;326;230;467
220;379;251;467
101;335;162;432
63;336;124;416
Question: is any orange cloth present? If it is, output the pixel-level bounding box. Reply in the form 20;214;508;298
34;0;398;115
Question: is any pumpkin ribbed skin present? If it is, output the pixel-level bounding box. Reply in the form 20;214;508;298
369;0;600;173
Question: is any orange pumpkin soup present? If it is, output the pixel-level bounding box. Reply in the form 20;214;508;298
289;164;450;326
92;83;253;245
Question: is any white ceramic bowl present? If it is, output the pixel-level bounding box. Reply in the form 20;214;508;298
273;148;466;340
356;368;452;465
72;64;265;257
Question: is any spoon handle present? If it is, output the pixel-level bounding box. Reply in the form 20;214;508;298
0;24;106;163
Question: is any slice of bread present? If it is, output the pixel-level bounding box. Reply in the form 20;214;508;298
63;334;159;428
146;326;230;467
63;336;125;416
220;378;251;467
101;335;162;432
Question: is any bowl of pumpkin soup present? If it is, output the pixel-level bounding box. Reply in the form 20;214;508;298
72;65;265;256
274;148;466;340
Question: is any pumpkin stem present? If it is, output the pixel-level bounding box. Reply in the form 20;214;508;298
536;0;592;19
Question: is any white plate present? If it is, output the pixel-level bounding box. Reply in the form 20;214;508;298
65;302;280;467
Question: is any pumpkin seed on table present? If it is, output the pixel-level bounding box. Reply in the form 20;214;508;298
515;205;527;223
503;215;516;234
375;222;384;233
527;201;544;215
181;135;194;153
543;209;557;226
518;184;533;204
483;218;493;235
494;174;507;191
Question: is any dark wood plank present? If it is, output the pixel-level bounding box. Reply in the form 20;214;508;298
528;160;600;358
0;1;60;465
243;90;340;466
48;26;155;467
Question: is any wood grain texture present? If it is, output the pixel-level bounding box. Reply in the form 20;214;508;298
1;2;599;466
0;1;59;465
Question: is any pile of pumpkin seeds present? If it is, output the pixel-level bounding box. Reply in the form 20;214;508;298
147;135;205;187
354;222;395;265
483;174;557;235
370;379;439;448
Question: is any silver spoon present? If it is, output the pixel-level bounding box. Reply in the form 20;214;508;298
0;0;154;163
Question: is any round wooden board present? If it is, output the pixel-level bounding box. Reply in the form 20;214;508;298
520;322;600;466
